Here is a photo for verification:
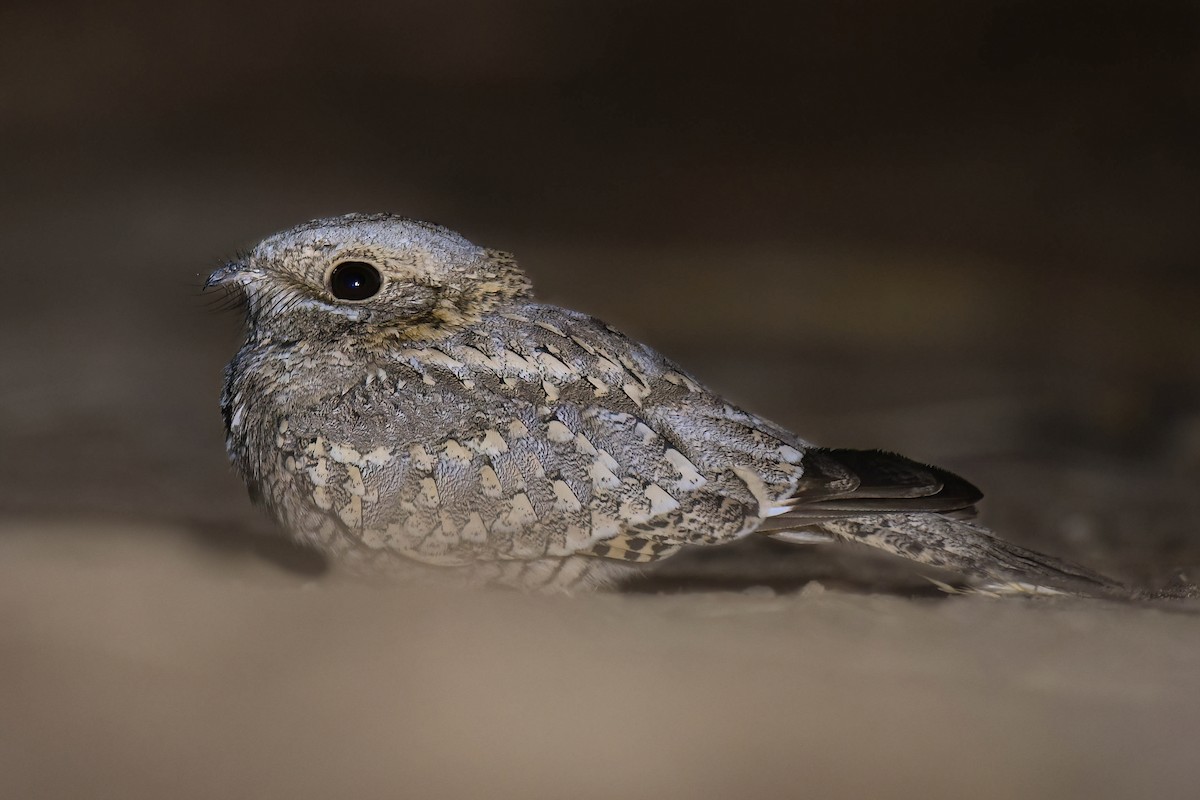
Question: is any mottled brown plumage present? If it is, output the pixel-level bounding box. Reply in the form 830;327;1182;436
209;214;1121;595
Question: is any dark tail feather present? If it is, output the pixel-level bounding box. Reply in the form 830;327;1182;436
773;448;983;518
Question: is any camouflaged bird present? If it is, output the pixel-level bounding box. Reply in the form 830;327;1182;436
209;213;1121;595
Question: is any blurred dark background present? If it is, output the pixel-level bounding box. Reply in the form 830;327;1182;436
1;0;1198;586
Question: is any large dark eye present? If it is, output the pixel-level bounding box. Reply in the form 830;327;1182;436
328;261;383;301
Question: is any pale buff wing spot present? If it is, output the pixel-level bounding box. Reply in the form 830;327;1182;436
461;512;489;543
623;382;648;407
409;444;436;471
493;492;539;534
561;520;592;551
542;380;560;402
437;509;463;539
399;348;464;370
312;485;333;511
328;442;363;464
574;432;597;455
502;348;539;374
546;420;574;443
634;422;657;445
483;429;509;455
665;448;707;491
342;464;366;496
615;354;651;386
618;488;651;521
663;370;702;392
586;376;609;396
508;419;530;439
731;465;773;517
480;466;504;498
552;480;583;512
278;418;290;433
537;351;575;380
306;458;330;487
456;345;504;371
470;429;509;457
363;446;394;465
644;484;681;515
442;439;473;463
569;335;596;354
500;312;531;323
589;459;622;491
534;321;567;338
417;477;441;508
596;448;620;472
421;373;437;386
778;444;804;463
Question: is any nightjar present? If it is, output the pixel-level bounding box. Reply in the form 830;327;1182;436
208;213;1120;595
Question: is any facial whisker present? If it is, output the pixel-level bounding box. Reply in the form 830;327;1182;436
203;285;248;314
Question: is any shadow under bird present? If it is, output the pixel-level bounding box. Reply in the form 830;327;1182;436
207;213;1122;595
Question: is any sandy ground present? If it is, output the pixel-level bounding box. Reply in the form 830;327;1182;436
3;521;1199;800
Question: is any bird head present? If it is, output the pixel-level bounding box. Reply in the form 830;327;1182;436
207;213;531;343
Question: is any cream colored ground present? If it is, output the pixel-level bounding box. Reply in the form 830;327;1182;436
2;520;1197;800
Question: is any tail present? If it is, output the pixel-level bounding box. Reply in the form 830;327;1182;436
764;448;1125;597
808;513;1125;597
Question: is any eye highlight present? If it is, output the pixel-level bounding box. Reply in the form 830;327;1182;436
328;261;383;301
